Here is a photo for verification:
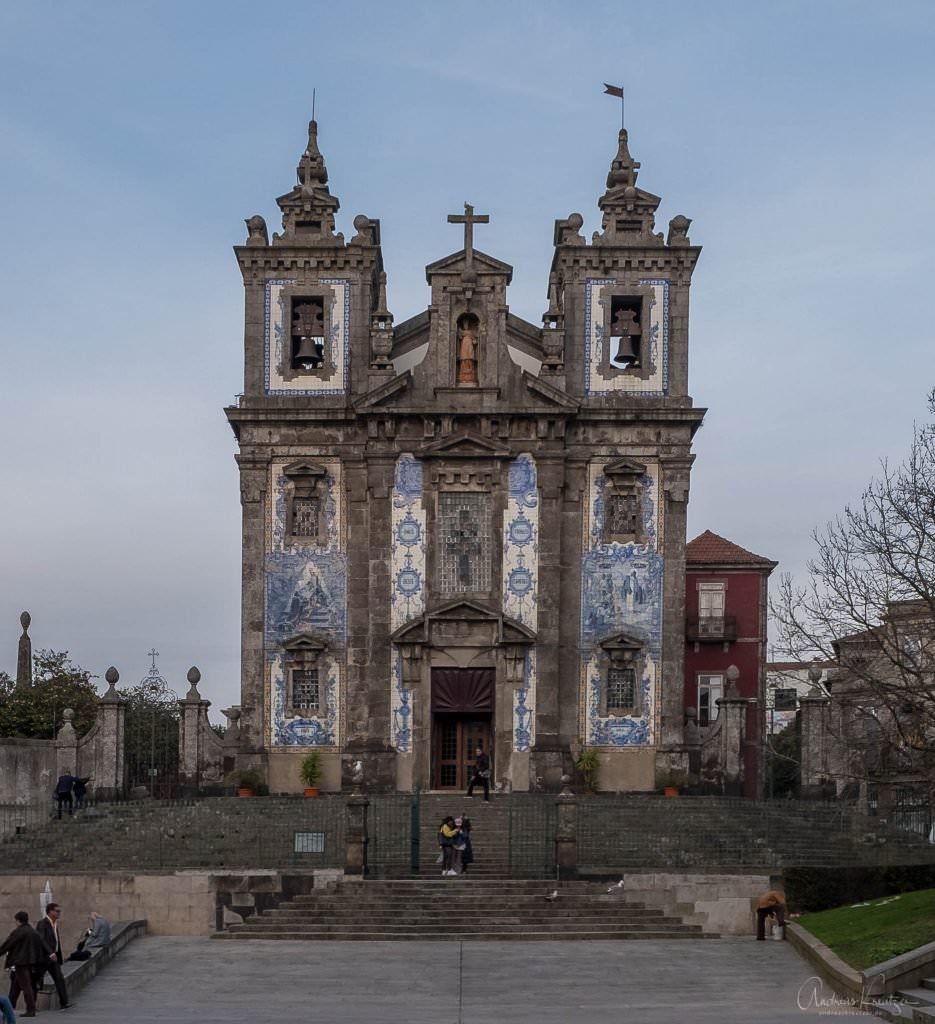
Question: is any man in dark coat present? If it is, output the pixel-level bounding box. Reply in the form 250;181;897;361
35;903;70;1009
466;746;491;802
0;911;47;1017
54;771;75;819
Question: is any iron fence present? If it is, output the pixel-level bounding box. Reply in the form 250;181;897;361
508;794;557;878
365;794;414;875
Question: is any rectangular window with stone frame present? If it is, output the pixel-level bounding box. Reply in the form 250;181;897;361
603;459;646;545
436;491;492;594
289;667;321;715
284;462;329;547
607;666;636;711
598;633;643;717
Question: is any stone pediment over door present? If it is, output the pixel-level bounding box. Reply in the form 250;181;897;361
417;431;511;460
392;600;536;681
391;599;536;648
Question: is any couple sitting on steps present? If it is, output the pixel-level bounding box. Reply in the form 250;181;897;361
437;815;474;876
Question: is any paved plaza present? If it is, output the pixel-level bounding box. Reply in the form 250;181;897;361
55;936;869;1022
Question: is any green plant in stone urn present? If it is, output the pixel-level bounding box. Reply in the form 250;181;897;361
575;748;600;793
300;751;323;796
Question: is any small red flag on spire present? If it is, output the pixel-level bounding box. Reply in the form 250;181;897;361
603;83;624;98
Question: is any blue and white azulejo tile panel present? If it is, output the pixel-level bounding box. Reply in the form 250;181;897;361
390;455;425;751
584;278;669;396
264;278;350;396
502;454;538;752
390;455;426;632
579;460;663;747
265;458;345;748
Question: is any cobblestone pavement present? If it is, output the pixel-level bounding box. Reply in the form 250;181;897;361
56;936;868;1022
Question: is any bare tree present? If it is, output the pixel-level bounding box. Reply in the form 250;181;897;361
771;389;935;788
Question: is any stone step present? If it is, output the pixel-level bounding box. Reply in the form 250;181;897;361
217;928;712;941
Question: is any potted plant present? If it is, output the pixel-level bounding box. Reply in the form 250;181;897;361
658;769;688;797
575;748;601;793
299;751;323;797
228;766;262;798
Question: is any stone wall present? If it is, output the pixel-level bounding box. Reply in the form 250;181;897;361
0;870;345;945
0;738;56;805
619;870;773;935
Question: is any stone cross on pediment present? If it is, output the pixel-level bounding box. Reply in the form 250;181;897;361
447;203;489;269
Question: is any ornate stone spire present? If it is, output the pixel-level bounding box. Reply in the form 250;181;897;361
605;129;640;190
272;119;343;247
297;119;329;191
593;128;663;247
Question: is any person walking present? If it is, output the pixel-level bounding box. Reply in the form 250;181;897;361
438;816;460;876
0;910;47;1018
466;746;491;802
54;772;75;820
35;903;70;1008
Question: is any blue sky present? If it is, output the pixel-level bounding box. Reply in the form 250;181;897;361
1;1;933;713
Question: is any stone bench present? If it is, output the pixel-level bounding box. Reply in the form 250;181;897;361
38;919;146;1009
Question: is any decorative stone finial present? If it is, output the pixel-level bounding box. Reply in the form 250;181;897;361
667;215;692;247
101;666;121;701
606;129;640;190
350;214;375;246
62;708;74;723
806;662;826;696
298;120;328;190
20;611;30;633
244;215;268;246
725;664;740;699
186;666;202;700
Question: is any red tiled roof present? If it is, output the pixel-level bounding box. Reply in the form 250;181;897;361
686;530;777;567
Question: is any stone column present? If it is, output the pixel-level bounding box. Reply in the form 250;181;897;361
717;668;748;797
236;456;268;755
555;777;578;880
531;458;566;789
799;668;831;799
95;667;126;799
345;792;370;877
178;667;212;793
55;709;78;779
15;611;32;690
659;458;693;748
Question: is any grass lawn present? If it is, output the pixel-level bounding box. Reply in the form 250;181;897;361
799;888;935;970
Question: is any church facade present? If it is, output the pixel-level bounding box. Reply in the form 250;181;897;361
226;118;705;793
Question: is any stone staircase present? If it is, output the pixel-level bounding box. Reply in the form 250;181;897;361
416;794;512;877
892;976;935;1021
215;877;715;941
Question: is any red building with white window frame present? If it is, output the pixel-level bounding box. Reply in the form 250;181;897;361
684;531;778;798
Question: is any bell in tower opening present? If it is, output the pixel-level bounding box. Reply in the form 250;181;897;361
291;297;326;370
609;296;643;368
456;312;479;386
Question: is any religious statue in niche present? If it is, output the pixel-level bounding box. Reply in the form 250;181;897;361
456;313;479;385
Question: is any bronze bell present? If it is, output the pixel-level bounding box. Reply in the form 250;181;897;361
294;334;323;366
612;334;641;366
